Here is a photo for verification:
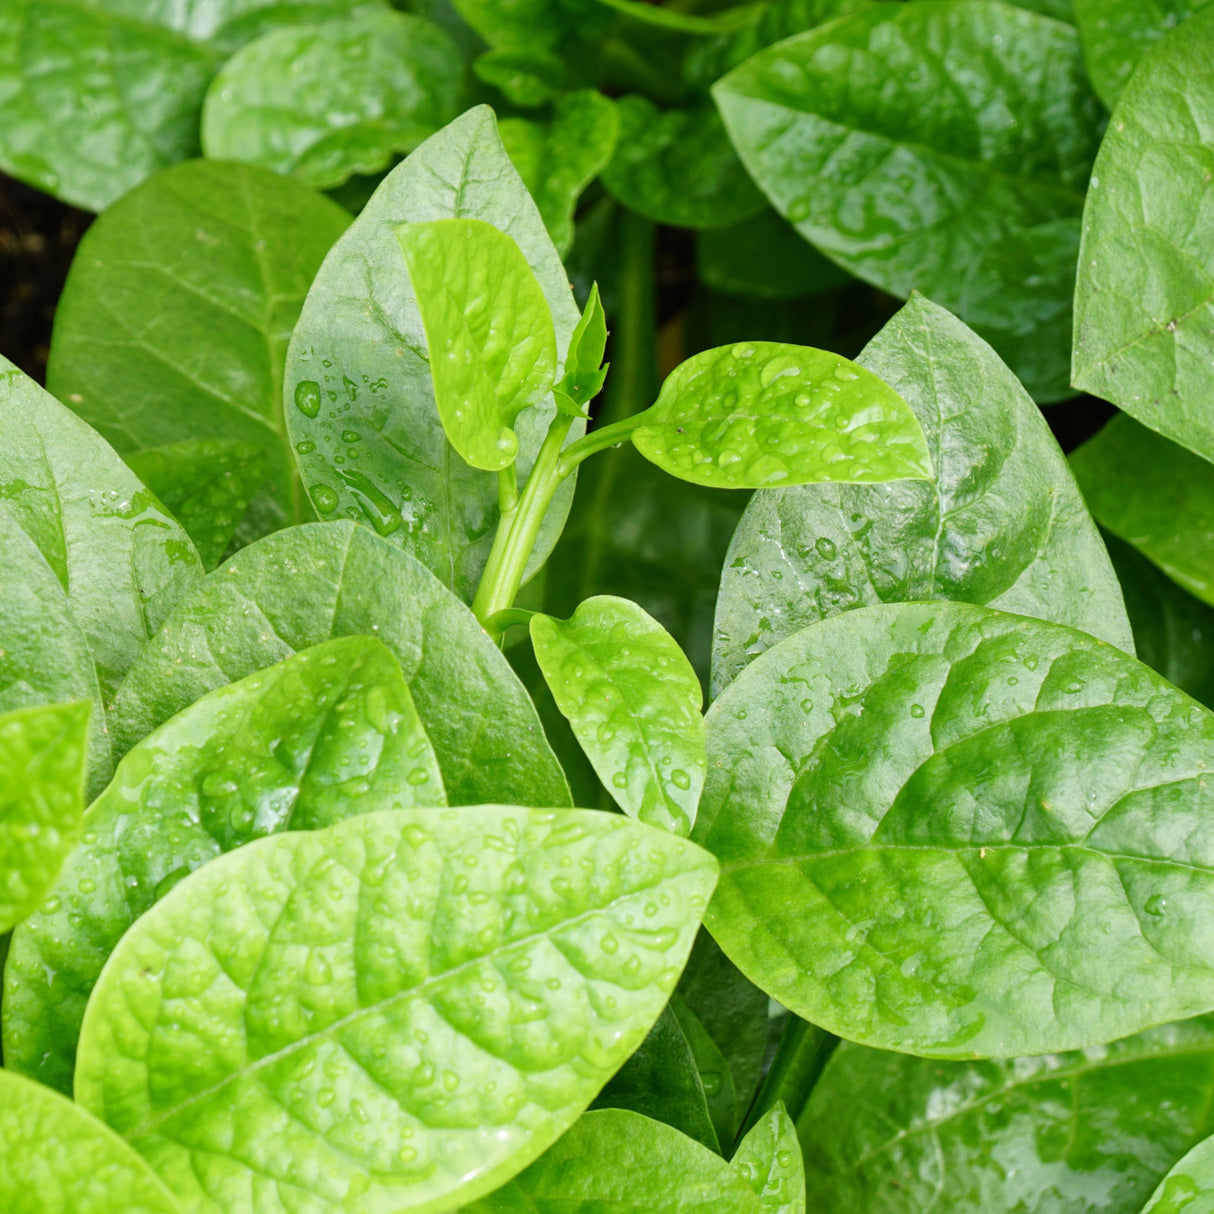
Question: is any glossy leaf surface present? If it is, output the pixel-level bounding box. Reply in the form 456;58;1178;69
463;1109;763;1213
398;219;557;472
1140;1135;1214;1213
732;1103;806;1214
47;160;350;543
285;106;581;600
202;11;462;189
76;808;717;1213
109;521;567;808
715;1;1102;401
0;701;89;935
800;1015;1214;1213
712;296;1133;696
1072;415;1214;609
632;341;930;491
0;1069;182;1214
473;47;566;108
4;636;443;1094
1072;11;1214;462
697;600;1214;1057
531;596;705;837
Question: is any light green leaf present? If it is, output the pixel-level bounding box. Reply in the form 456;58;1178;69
732;1103;806;1214
1071;415;1214;608
4;636;443;1095
715;0;1103;401
712;295;1134;697
500;90;619;257
109;520;568;808
46;160;350;544
602;96;765;231
1072;10;1214;459
1074;0;1213;108
0;1068;183;1214
76;808;718;1214
465;1109;764;1212
531;596;705;836
800;1015;1214;1214
556;282;609;409
398;218;557;473
126;439;271;571
473;46;566;108
696;600;1214;1058
0;701;89;935
631;341;931;491
285;106;582;599
1140;1134;1214;1213
202;11;464;190
0;0;387;210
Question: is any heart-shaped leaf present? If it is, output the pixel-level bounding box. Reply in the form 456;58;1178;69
732;1103;806;1214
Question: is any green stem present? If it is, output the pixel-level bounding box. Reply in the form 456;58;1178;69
738;1017;838;1144
557;414;645;477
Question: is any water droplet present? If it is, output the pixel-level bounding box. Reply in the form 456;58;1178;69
702;1071;722;1096
815;537;837;560
295;440;316;454
313;484;339;513
407;767;430;786
670;768;691;790
341;430;360;443
910;703;925;718
1145;894;1168;917
611;772;627;789
600;933;619;954
294;380;322;418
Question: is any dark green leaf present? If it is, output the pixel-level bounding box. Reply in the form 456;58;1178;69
671;994;739;1149
452;0;603;47
697;600;1214;1057
731;1103;805;1214
285;106;582;600
109;520;569;808
4;636;443;1095
715;0;1103;401
46;160;350;545
201;11;464;189
712;295;1134;697
1072;10;1214;459
473;46;567;108
75;809;718;1212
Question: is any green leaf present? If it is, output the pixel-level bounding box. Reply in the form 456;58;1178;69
0;701;89;935
46;160;351;545
452;0;603;47
712;295;1134;697
1072;10;1214;459
592;1004;721;1152
670;994;739;1148
0;1069;183;1214
0;0;387;210
732;1104;806;1214
3;635;443;1095
1140;1134;1214;1213
464;1109;764;1212
398;218;558;473
556;282;609;409
202;11;464;190
631;341;931;491
285;106;582;600
1074;0;1213;108
75;808;718;1213
109;520;569;808
1071;415;1214;608
715;0;1103;401
602;96;766;231
500;91;619;257
800;1015;1214;1214
126;440;271;571
696;599;1214;1058
531;596;705;837
472;46;566;108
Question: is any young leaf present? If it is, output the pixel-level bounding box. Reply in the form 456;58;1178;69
732;1103;806;1214
715;1;1102;401
0;701;89;935
463;1109;765;1212
602;97;765;230
4;636;443;1095
0;1069;183;1214
126;439;271;571
800;1015;1214;1214
75;808;718;1213
630;341;931;491
398;218;558;472
109;520;569;808
697;600;1214;1058
46;160;350;543
530;596;705;836
712;295;1134;697
556;282;609;409
1072;10;1214;462
473;46;567;108
1139;1134;1214;1213
500;91;620;256
1071;415;1214;608
202;11;464;190
285;106;582;600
